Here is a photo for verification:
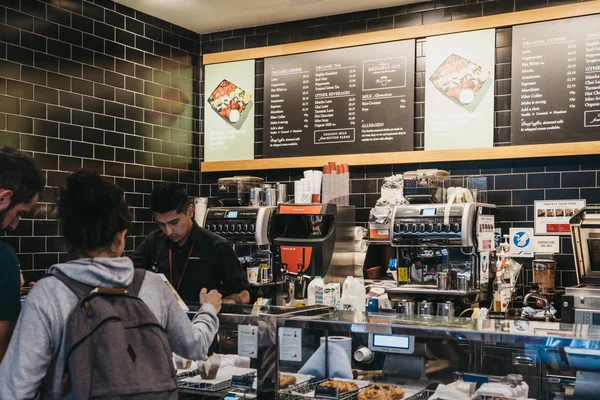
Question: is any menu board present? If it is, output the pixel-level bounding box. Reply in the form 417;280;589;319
511;15;600;145
263;40;415;158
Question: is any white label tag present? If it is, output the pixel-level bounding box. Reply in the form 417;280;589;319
278;328;302;362
238;325;258;359
533;236;560;254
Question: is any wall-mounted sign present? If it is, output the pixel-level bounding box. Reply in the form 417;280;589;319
204;60;255;161
425;29;495;150
534;200;585;235
509;228;534;258
511;14;600;145
263;40;415;158
533;236;560;253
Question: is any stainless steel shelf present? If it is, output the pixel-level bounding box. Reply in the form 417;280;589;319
386;285;479;297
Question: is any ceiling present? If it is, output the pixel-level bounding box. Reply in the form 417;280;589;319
114;0;421;34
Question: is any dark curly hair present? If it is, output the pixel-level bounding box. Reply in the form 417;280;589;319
149;182;189;214
57;169;130;256
0;146;44;207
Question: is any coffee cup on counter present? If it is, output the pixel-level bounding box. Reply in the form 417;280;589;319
247;267;259;284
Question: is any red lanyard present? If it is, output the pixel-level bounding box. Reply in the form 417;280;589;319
169;242;195;291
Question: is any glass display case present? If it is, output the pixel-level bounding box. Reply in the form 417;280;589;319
275;311;600;400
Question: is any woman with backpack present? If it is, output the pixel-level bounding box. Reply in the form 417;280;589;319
0;170;222;399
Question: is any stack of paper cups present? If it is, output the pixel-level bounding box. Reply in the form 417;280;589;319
294;180;304;204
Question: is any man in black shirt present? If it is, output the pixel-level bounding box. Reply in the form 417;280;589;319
0;147;44;363
130;183;249;304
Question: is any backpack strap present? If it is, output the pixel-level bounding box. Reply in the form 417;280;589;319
45;270;95;300
127;268;147;297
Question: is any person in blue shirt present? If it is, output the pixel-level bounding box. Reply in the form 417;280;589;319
0;147;44;363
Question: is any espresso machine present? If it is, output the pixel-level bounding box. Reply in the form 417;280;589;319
562;207;600;324
387;202;496;315
204;206;281;303
269;203;355;302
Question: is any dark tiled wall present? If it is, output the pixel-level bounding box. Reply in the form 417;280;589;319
198;0;595;289
0;0;201;280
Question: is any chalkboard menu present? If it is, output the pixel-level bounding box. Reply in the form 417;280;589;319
263;40;415;158
511;15;600;145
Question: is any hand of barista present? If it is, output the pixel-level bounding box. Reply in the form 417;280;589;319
200;288;222;313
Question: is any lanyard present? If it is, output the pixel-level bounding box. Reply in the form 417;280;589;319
169;242;195;291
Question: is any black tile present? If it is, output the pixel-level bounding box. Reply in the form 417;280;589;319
0;132;19;149
72;13;94;34
581;188;600;204
452;3;482;20
7;80;33;99
546;156;580;172
245;35;267;49
60;26;82;46
60;123;81;140
408;1;436;12
35;52;59;72
423;9;452;24
21;0;47;19
105;41;125;58
21;31;46;53
22;100;46;119
7;115;33;134
367;16;394;32
341;20;366;36
82;65;103;84
125;76;143;92
94;53;115;71
105;130;124;147
21;134;46;152
34;85;59;104
83;96;104;113
60;91;82;109
72;142;94;158
486;190;511;206
125;16;143;35
47;38;70;59
1;24;20;46
154;42;171;58
126;134;143;150
83;127;104;144
144;24;162;42
528;173;560;189
83;33;104;52
47;237;68;253
223;36;245;52
495;174;527;190
72;109;92;126
512;189;544;205
203;40;222;53
135;151;152;166
515;0;548;11
0;95;19;114
116;88;134;104
59;155;82;171
94;83;114;101
136;36;154;53
21;237;45;253
94;21;114;40
116;59;135;76
0;60;21;80
95;114;114;130
71;46;94;65
315;24;341;39
80;1;101;20
34;120;58;138
144;81;161;97
115;29;134;47
95;144;115;161
562;171;595;188
436;0;466;8
116;148;134;163
483;0;514;15
7;8;34;31
497;206;527;222
83;159;104;174
60;59;82;78
47;137;70;155
34;18;58;38
105;9;124;29
351;179;378;194
59;0;82;14
7;45;34;66
105;101;124;118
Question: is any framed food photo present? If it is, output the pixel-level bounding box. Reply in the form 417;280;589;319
424;29;495;150
204;60;256;162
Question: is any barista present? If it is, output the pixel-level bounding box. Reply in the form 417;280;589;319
130;183;250;304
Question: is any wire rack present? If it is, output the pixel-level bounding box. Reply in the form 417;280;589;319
177;371;257;393
278;379;363;400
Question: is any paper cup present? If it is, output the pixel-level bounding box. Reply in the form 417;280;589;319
247;267;259;284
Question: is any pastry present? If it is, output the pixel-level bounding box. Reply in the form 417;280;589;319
319;380;358;393
279;374;297;389
376;384;405;399
358;385;393;400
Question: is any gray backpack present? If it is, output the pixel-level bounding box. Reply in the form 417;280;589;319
48;269;178;400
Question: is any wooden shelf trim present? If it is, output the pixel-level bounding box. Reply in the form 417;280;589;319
203;2;600;65
200;141;600;172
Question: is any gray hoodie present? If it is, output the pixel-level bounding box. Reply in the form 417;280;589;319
0;257;219;400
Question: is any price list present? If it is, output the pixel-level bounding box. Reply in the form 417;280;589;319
264;40;415;158
511;15;600;145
